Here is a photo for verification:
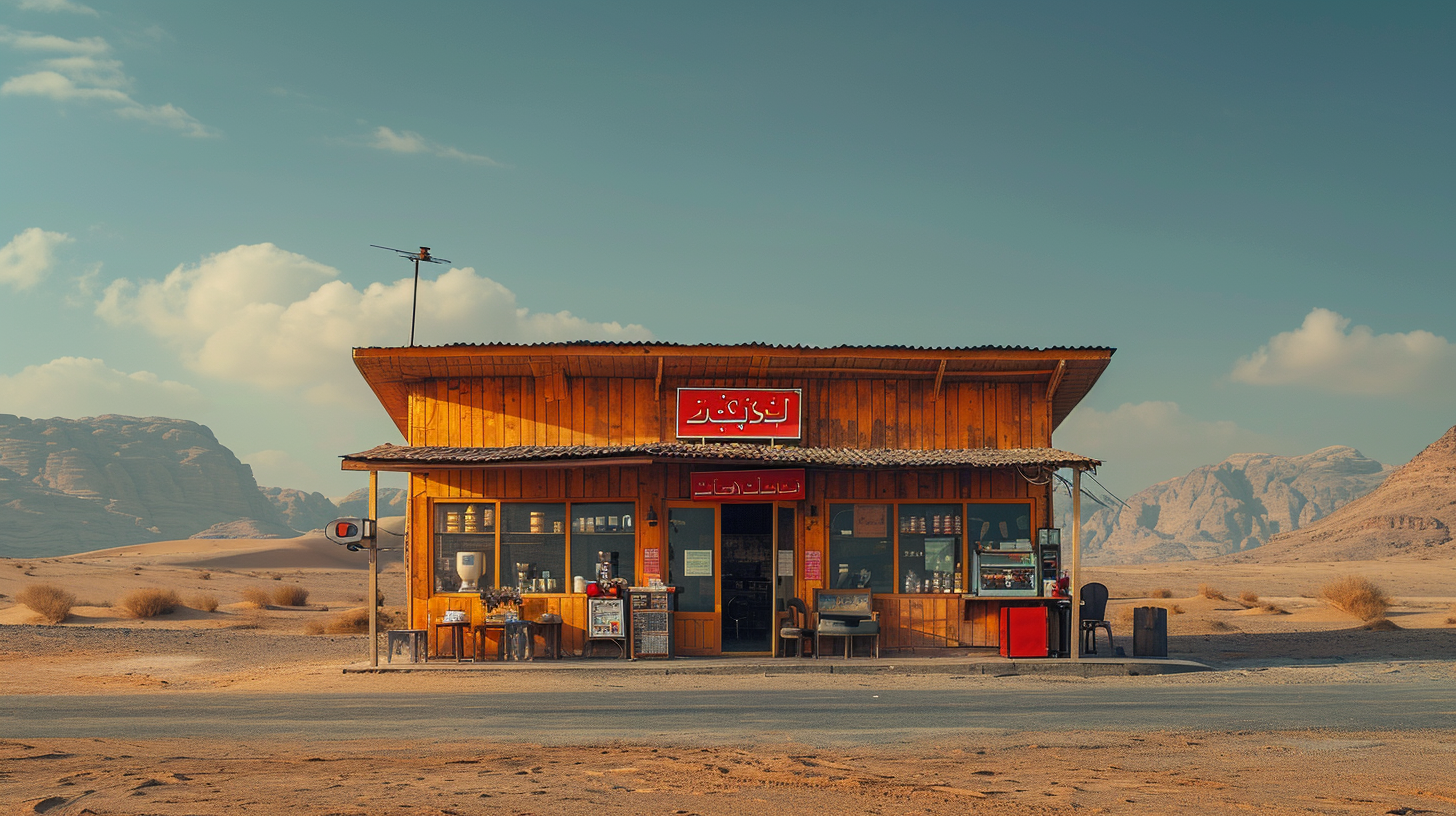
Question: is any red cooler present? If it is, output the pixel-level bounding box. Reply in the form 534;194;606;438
999;606;1049;658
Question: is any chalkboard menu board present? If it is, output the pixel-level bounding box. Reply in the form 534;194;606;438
632;610;672;658
628;587;676;659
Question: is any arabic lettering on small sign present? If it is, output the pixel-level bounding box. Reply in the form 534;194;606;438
688;469;807;502
675;388;802;439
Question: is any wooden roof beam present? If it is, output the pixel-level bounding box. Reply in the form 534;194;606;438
932;359;947;402
1046;359;1067;401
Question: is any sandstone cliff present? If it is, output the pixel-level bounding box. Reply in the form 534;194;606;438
1231;425;1456;562
260;486;339;532
0;415;296;557
1080;446;1390;564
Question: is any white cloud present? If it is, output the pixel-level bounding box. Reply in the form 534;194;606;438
1057;401;1277;497
0;357;204;419
1232;308;1454;395
367;126;500;165
16;0;99;15
0;27;216;137
0;227;70;289
95;242;652;401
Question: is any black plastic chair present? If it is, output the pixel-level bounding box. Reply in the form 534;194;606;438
778;597;812;657
1080;582;1114;655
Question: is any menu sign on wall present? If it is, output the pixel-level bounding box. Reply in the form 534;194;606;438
676;388;802;440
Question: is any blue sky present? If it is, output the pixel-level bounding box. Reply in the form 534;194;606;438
1;1;1452;501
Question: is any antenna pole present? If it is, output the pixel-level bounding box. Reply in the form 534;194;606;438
409;256;421;347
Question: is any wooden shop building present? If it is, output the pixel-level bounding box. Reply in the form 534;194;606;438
341;343;1113;658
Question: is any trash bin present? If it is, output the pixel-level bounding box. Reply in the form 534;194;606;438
502;620;534;661
1132;606;1167;657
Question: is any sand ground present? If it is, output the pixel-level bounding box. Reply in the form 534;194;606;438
2;542;1455;814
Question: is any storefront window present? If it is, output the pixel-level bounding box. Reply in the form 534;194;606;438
897;503;963;594
501;503;567;593
968;501;1036;596
433;502;497;593
827;503;893;594
569;502;636;588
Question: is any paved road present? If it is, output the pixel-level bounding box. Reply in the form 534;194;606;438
5;684;1455;745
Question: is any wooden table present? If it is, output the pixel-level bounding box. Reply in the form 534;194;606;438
433;620;473;663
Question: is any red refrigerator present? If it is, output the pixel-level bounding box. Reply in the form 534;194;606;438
999;606;1049;658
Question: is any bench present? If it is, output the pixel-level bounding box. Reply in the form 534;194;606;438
813;588;879;659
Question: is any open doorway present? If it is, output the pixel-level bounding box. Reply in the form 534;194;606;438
720;503;773;652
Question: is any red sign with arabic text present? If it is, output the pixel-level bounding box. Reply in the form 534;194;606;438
690;469;807;502
676;388;802;440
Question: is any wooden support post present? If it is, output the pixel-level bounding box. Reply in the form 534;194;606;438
369;469;379;668
1046;359;1066;401
654;356;663;400
1070;467;1082;662
932;359;946;402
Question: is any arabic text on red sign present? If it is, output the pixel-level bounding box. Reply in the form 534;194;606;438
675;388;802;440
689;469;807;502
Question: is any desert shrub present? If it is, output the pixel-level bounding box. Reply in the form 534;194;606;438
119;588;180;618
1149;588;1173;599
1320;575;1391;622
197;571;211;581
188;593;220;613
1198;584;1226;600
1238;590;1261;607
1208;619;1235;631
240;586;271;607
76;598;112;608
1362;617;1402;631
270;585;310;606
16;583;76;624
310;607;395;635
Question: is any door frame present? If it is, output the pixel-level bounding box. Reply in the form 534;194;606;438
667;501;721;655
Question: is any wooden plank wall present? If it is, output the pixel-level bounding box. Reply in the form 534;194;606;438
410;378;1052;451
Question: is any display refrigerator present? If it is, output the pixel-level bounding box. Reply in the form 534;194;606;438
973;541;1039;596
999;605;1049;658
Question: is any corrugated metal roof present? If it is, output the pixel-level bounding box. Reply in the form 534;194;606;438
355;341;1116;353
341;442;1100;471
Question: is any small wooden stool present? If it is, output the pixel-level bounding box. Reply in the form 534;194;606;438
386;629;427;663
434;620;474;662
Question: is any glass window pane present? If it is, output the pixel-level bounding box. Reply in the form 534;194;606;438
969;502;1036;595
501;503;566;593
668;507;716;613
433;502;496;593
827;503;893;594
570;502;636;589
896;504;963;594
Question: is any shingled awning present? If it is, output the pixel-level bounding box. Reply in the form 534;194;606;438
341;442;1100;472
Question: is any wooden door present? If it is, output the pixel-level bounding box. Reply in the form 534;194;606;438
668;504;720;655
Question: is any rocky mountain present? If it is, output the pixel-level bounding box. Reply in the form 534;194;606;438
1079;446;1390;564
0;415;297;557
336;486;407;519
260;486;339;532
1232;425;1456;562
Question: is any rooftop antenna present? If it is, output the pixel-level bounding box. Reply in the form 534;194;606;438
370;244;452;347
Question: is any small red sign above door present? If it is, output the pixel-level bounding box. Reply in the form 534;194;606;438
676;388;802;440
690;469;807;502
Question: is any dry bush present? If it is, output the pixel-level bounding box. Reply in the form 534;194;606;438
118;588;181;618
240;586;271;608
304;620;327;635
197;571;211;581
1238;590;1261;607
1320;575;1391;622
188;593;220;613
270;585;310;606
1149;588;1173;599
1207;619;1235;632
16;583;76;624
75;598;112;608
1198;584;1226;600
310;607;395;635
